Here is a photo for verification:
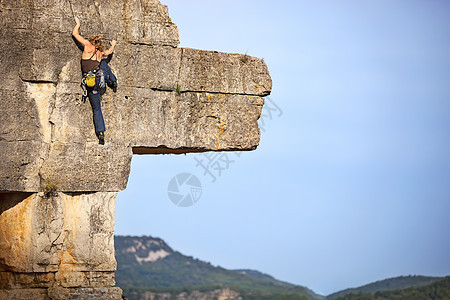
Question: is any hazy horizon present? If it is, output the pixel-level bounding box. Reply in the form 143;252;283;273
116;0;450;295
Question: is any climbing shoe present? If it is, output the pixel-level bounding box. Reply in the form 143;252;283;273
98;132;105;145
111;81;117;93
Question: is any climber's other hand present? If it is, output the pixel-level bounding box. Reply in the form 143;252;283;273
110;40;117;47
74;16;80;26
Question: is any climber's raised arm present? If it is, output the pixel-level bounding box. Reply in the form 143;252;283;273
103;40;116;56
72;17;90;47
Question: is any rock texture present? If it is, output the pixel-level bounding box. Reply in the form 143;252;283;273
130;288;243;300
0;192;121;299
0;0;271;193
0;0;271;298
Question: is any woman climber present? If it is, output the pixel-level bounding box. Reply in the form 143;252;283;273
72;16;118;145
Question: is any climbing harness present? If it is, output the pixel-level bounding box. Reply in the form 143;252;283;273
81;68;105;102
80;49;106;101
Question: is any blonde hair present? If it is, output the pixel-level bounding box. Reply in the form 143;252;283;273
89;35;105;52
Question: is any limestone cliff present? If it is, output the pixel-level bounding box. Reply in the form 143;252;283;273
0;0;271;193
0;0;271;299
0;192;121;299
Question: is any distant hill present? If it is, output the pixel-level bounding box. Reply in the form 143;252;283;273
327;275;445;299
115;236;324;300
233;269;294;287
330;276;450;300
114;236;448;300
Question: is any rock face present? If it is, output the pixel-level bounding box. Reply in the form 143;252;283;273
0;0;271;193
132;288;243;300
0;0;271;299
0;192;121;299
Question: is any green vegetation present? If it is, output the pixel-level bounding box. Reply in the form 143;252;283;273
122;286;308;300
334;276;450;300
176;83;181;95
115;236;449;300
241;50;249;63
115;236;321;300
239;291;308;300
43;179;58;197
328;275;443;299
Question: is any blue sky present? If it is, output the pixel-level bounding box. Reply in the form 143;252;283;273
115;0;450;295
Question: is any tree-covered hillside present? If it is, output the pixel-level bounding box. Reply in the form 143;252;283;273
115;236;448;300
333;276;450;300
328;275;443;299
115;236;323;300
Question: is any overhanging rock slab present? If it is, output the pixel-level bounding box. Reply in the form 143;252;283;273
0;0;271;193
0;0;272;298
